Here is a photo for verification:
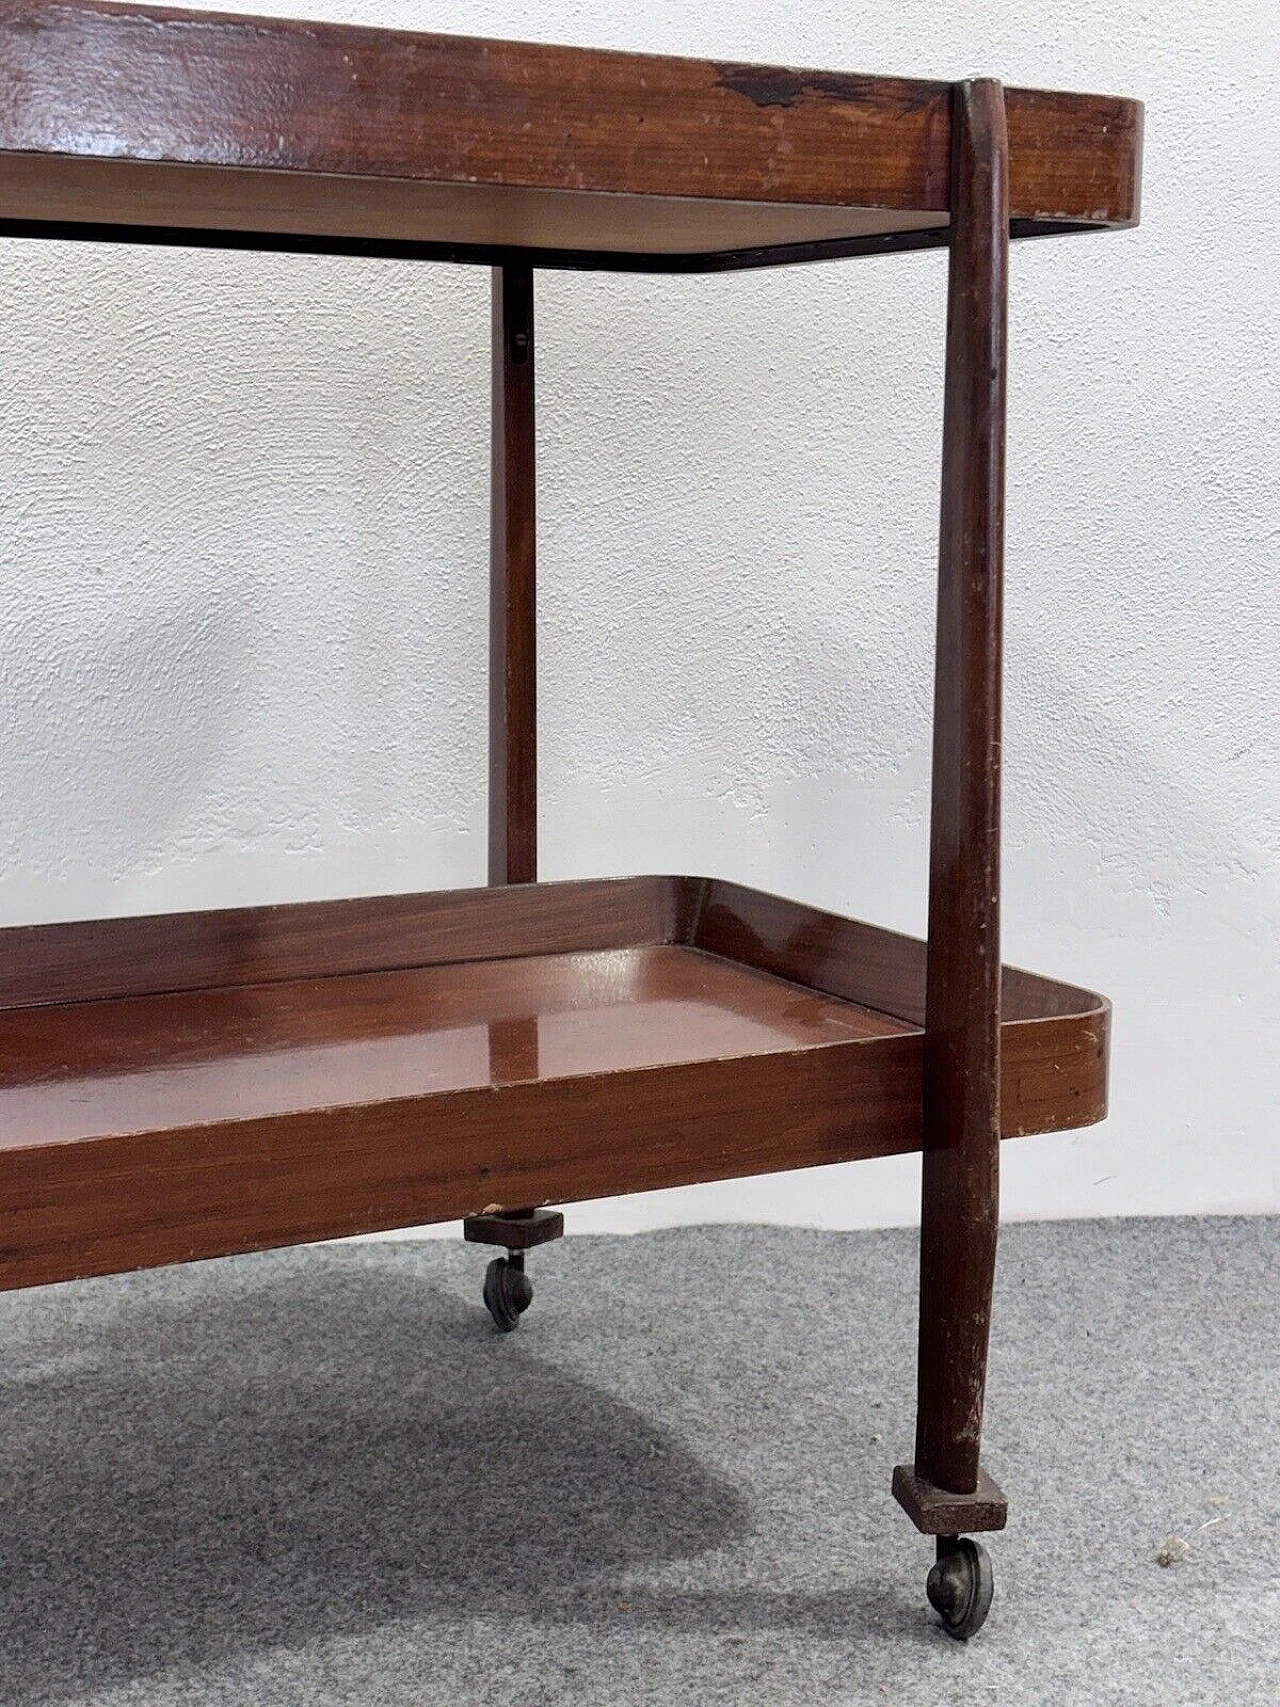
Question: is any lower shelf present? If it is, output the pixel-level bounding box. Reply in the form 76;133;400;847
0;874;1109;1290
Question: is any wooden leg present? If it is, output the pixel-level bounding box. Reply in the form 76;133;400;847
476;263;561;1305
489;261;537;888
894;79;1010;1542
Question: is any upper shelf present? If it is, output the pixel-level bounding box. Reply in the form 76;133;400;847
0;2;1142;272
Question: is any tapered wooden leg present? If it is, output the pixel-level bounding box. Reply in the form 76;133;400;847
894;79;1010;1540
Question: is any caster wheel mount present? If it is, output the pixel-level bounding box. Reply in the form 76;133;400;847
926;1536;994;1641
482;1254;534;1332
464;1208;563;1332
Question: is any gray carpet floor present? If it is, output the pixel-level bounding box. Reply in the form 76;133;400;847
0;1216;1276;1705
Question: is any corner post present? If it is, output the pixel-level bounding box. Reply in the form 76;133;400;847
489;262;537;886
893;79;1010;1536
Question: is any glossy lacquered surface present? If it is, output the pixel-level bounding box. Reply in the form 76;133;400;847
0;944;904;1146
0;875;1109;1292
0;1;1142;268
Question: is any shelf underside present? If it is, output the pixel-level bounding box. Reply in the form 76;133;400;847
0;876;1109;1291
0;3;1141;271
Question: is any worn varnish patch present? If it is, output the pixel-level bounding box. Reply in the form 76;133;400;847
714;62;937;113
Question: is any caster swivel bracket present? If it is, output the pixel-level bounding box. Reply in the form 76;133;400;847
463;1207;564;1331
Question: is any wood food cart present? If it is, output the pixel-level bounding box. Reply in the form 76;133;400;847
0;1;1141;1640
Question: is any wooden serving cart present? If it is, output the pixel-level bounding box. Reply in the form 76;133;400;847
0;2;1140;1640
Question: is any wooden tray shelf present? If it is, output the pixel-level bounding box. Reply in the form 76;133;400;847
0;876;1107;1293
0;0;1141;1632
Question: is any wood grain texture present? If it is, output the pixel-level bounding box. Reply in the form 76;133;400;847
696;876;1101;1025
912;79;1009;1500
0;1;1142;267
489;263;537;886
0;946;907;1147
0;1024;924;1293
0;1036;926;1292
0;876;1108;1291
0;876;684;1011
692;876;1109;1136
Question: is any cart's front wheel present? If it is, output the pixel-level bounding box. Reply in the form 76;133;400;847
926;1536;994;1640
483;1255;533;1331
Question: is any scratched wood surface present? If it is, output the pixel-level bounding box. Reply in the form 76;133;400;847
895;78;1011;1534
0;2;1142;267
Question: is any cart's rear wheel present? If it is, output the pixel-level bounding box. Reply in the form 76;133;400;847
482;1255;533;1331
926;1536;994;1640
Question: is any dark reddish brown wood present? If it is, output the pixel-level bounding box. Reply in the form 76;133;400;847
0;211;1127;279
0;1038;921;1291
0;943;910;1148
906;78;1010;1518
0;875;1109;1294
891;1464;1007;1536
489;262;537;886
486;1014;542;1089
0;155;950;261
0;16;1137;1613
0;875;683;1012
0;876;1108;1109
485;261;543;1232
0;878;1108;1096
0;988;923;1291
463;1208;565;1250
692;876;1110;1137
0;2;1142;267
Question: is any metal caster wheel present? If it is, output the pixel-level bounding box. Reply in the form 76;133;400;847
482;1254;534;1332
926;1536;994;1641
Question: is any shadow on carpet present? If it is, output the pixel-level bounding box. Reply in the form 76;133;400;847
0;1255;754;1700
0;1218;1275;1706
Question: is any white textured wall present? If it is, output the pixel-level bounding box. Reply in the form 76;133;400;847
1;1;1276;1231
